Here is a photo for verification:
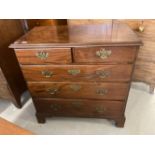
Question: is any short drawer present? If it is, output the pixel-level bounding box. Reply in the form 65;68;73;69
15;48;72;64
21;64;133;82
33;98;124;118
28;82;129;100
73;46;137;63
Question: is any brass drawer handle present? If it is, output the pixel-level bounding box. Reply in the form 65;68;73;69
96;48;111;59
50;103;61;111
70;84;81;92
96;88;108;95
138;20;144;32
72;101;83;108
47;88;59;95
41;70;53;78
68;69;80;75
139;25;145;32
95;106;106;114
96;70;110;78
36;51;48;59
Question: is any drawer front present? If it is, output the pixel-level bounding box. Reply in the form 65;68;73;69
73;46;137;63
34;98;124;118
28;82;129;100
15;48;72;64
21;64;133;82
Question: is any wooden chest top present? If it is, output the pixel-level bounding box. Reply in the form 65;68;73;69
10;23;142;48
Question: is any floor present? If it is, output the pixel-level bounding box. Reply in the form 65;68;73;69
0;82;155;135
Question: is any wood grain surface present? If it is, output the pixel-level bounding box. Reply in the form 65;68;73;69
34;98;124;118
116;19;155;87
15;48;71;64
73;46;137;63
28;82;129;100
10;23;142;48
21;64;133;82
67;19;112;25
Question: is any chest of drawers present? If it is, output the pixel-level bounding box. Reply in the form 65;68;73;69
10;23;142;127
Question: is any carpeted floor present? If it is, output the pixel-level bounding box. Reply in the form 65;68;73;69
0;82;155;135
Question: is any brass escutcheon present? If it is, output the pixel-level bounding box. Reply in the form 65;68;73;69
36;51;48;60
41;70;53;78
95;70;110;78
96;48;111;59
68;69;80;75
47;88;59;95
70;84;81;92
96;88;108;95
95;106;106;114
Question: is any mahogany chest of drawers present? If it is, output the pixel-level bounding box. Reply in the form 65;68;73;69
10;23;142;127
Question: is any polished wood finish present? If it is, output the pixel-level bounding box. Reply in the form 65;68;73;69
34;98;124;123
0;117;32;135
0;20;27;108
28;82;129;100
115;20;155;91
10;23;142;48
68;19;155;91
15;48;71;64
21;64;133;82
67;19;112;25
73;46;137;63
26;19;67;30
11;23;142;127
114;20;142;31
67;19;155;92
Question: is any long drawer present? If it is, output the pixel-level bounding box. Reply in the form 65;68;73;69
15;48;72;64
33;98;124;118
21;64;133;82
28;82;129;100
73;46;137;63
